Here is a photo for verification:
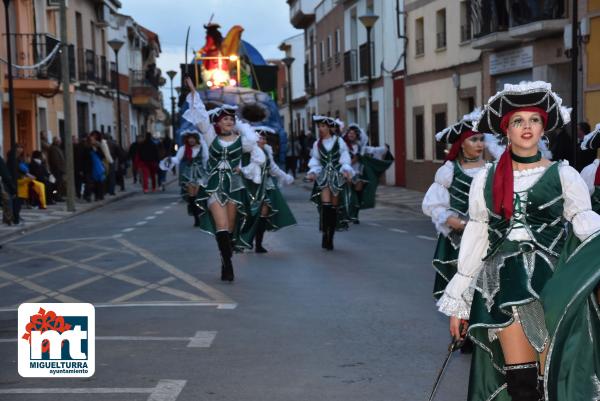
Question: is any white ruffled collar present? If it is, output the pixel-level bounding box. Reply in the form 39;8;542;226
513;165;547;178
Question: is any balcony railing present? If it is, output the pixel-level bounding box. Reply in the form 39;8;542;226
2;33;74;80
304;62;315;94
460;24;472;42
343;49;357;82
359;42;373;78
472;0;566;37
436;32;447;49
415;39;424;56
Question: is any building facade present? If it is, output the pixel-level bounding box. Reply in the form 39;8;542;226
404;0;482;191
583;0;600;125
1;0;163;157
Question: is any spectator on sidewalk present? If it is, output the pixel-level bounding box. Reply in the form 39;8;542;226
285;134;302;179
129;135;143;184
82;132;106;202
29;150;58;205
48;136;65;201
0;154;16;225
14;145;47;209
138;133;159;193
73;135;85;198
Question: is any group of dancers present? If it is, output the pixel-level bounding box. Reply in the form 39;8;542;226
422;81;600;401
163;77;393;282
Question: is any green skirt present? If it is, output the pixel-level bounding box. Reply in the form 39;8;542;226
357;151;395;210
542;232;600;401
310;180;354;231
466;241;555;401
196;169;254;251
432;233;460;300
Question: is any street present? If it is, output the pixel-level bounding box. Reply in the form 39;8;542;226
0;182;469;401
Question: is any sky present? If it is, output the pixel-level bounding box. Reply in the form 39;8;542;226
118;0;302;108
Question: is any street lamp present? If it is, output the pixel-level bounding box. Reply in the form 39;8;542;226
108;38;124;146
3;0;18;185
359;12;379;146
166;70;177;140
282;56;295;158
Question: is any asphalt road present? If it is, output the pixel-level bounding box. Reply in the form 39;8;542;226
0;182;470;401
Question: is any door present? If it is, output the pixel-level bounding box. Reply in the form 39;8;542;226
393;76;406;186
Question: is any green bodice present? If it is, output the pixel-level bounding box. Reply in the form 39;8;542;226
484;162;566;259
448;161;473;217
207;136;242;172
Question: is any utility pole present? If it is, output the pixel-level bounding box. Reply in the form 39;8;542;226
3;0;18;185
60;0;76;211
570;0;578;166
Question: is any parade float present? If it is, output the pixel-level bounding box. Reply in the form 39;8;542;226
176;19;287;161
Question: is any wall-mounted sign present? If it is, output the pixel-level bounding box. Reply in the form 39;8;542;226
489;46;533;76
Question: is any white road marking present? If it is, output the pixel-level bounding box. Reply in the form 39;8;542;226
0;379;187;401
145;216;157;220
112;233;124;238
0;301;237;313
122;228;135;232
80;251;110;263
187;331;217;348
389;228;407;233
417;235;437;241
136;221;148;226
155;210;165;215
367;222;381;227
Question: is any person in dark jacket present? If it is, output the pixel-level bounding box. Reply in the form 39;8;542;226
82;132;105;201
0;154;16;225
29;150;57;204
128;135;143;184
48;137;65;201
138;133;159;193
73;135;85;198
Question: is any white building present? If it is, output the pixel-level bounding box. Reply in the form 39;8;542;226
279;33;307;139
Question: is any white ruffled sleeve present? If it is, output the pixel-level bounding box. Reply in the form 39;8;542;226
169;146;186;166
240;145;266;184
266;146;294;185
307;141;322;175
560;162;600;241
362;145;388;159
422;161;456;236
237;120;260;153
200;136;209;170
182;92;216;145
579;160;598;195
337;138;354;176
437;166;490;319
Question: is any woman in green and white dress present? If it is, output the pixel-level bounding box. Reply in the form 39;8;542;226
241;126;296;253
437;81;600;401
306;115;354;250
342;123;392;223
182;78;264;282
580;123;600;213
160;129;209;227
422;109;490;300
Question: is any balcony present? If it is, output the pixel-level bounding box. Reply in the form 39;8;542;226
415;39;424;56
472;0;566;49
1;33;75;92
343;49;358;82
436;32;447;49
359;42;374;79
130;69;162;110
289;0;317;29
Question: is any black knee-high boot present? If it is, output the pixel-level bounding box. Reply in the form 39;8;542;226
321;203;332;249
505;362;539;401
325;206;337;250
255;217;268;253
215;231;234;282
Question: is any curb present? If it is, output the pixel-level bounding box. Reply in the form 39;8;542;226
0;178;177;244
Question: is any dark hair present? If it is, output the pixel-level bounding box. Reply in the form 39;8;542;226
578;122;591;134
32;150;43;159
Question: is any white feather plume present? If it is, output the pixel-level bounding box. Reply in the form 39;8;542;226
483;133;505;160
581;123;600;150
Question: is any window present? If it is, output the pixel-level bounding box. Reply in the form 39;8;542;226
433;106;447;160
415;17;424;56
414;109;425;160
366;0;374;14
335;29;341;54
460;1;472;42
320;41;325;62
436;9;446;49
327;35;333;58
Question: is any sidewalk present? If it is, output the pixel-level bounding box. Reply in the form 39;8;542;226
0;175;176;243
298;173;424;214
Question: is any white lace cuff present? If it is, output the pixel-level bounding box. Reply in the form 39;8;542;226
437;292;470;319
340;164;354;176
434;209;457;237
241;163;262;184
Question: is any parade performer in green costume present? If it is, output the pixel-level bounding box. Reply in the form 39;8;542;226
342;123;393;223
182;77;265;282
437;81;600;401
580;123;600;213
241;126;296;253
306;115;354;250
